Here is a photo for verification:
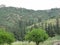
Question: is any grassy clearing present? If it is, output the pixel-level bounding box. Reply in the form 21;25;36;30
4;35;60;45
12;41;35;45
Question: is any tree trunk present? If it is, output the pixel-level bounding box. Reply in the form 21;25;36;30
9;43;11;45
36;42;39;45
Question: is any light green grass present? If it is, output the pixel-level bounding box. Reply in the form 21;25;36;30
12;41;35;45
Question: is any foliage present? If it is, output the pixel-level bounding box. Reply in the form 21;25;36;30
2;35;60;45
0;6;60;41
44;18;60;37
25;28;49;45
0;28;15;45
45;23;55;37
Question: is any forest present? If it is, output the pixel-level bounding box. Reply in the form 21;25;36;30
0;5;60;45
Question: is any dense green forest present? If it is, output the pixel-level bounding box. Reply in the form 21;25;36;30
0;5;60;41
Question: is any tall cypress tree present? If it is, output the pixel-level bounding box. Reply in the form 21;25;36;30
45;23;55;37
55;18;60;34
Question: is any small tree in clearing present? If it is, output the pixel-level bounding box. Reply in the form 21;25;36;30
0;28;15;45
25;28;49;45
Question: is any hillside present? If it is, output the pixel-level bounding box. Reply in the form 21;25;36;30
0;7;60;27
0;6;60;40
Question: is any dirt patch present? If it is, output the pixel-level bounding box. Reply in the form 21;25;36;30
53;41;60;45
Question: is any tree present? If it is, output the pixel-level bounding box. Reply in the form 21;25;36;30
19;20;26;41
46;23;55;37
25;28;49;45
55;18;60;34
0;28;15;45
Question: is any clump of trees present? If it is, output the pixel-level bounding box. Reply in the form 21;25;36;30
25;28;49;45
44;18;60;37
0;28;15;45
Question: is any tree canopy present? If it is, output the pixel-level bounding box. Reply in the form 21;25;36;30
25;28;49;45
0;28;15;45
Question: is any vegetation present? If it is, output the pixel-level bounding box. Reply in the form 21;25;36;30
0;5;60;45
0;6;60;40
0;28;15;45
25;28;49;45
1;35;59;45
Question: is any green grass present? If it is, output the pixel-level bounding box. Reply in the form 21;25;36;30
12;41;35;45
4;35;60;45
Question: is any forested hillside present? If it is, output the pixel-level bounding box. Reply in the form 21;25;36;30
0;6;60;40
